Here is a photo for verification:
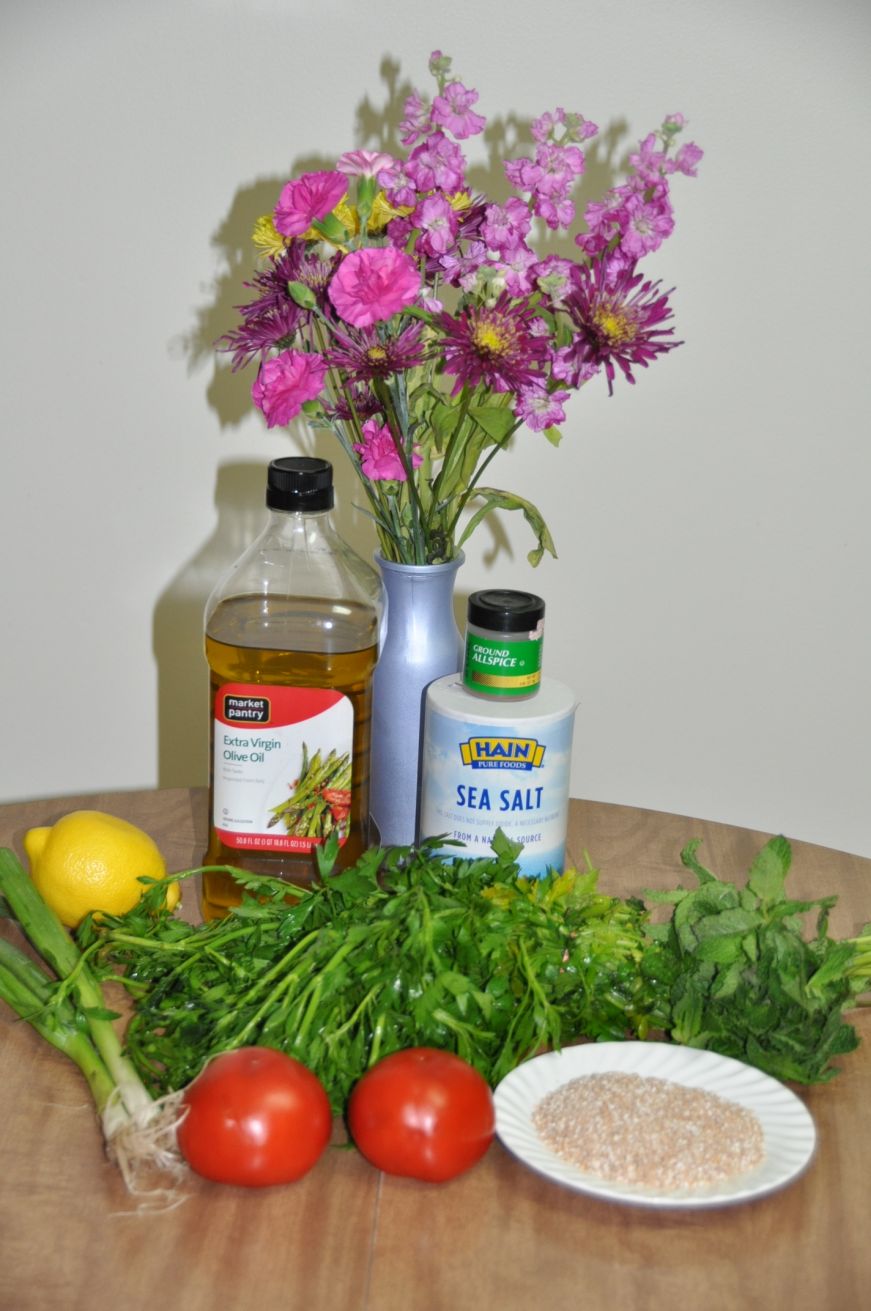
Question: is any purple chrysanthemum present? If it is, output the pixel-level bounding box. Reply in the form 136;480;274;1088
323;382;382;424
218;247;338;369
436;295;550;396
326;321;426;382
560;260;680;393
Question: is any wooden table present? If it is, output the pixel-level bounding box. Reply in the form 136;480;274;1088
1;789;869;1311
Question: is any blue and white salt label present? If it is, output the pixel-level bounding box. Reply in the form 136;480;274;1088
418;675;576;878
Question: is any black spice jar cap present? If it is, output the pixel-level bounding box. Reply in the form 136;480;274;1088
267;457;334;511
467;589;545;633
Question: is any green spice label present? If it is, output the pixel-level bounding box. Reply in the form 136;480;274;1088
463;633;542;697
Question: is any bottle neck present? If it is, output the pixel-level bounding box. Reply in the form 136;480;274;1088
261;505;335;540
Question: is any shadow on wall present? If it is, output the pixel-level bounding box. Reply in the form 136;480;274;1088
153;462;266;789
153;452;381;791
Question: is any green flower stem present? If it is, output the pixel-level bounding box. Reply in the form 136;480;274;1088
428;388;473;511
445;417;523;542
373;379;428;562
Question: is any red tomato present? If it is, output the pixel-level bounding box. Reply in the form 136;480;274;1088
177;1047;332;1187
347;1047;495;1182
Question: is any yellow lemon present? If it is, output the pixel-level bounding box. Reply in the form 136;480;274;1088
23;810;181;928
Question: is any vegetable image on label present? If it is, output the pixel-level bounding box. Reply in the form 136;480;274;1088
268;744;352;840
213;682;354;854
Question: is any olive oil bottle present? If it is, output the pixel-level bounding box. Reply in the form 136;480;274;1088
202;458;382;919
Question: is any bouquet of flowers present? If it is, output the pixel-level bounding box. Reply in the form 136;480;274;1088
222;51;702;565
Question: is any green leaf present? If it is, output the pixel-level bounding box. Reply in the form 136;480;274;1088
287;280;318;310
427;399;459;448
81;1006;122;1022
747;835;791;904
490;827;524;865
457;486;557;566
670;979;705;1043
468;405;516;443
311;212;349;243
710;957;746;999
680;839;718;885
542;426;563;447
694;908;763;943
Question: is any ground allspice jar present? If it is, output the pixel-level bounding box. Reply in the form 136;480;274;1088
463;590;545;701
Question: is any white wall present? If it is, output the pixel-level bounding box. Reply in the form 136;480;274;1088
1;0;869;858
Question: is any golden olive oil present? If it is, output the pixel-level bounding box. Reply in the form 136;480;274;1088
203;593;378;919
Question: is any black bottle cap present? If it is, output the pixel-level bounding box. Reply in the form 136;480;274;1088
267;457;334;511
467;589;545;633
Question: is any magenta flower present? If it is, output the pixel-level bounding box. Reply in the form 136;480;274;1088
496;245;538;297
534;192;576;231
560;260;680;394
481;198;531;253
399;91;432;147
328;246;421;328
532;144;586;194
532;107;598;145
514;384;571;431
620;192;675;258
533;255;575;307
274;171;347;238
675;141;704;176
431;81;486;140
412;193;459;257
354;418;422;481
251;350;327;426
406;131;467;193
378;160;418;209
436;295;550;397
628;133;672;183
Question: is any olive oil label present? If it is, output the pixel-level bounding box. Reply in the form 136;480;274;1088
213;682;353;852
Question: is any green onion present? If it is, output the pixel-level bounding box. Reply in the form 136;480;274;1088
0;848;186;1205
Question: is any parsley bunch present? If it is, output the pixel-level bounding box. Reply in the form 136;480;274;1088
85;834;663;1112
642;836;870;1083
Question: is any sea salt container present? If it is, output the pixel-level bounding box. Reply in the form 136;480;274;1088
418;673;577;879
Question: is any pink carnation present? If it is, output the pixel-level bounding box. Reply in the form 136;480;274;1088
328;246;421;328
251;350;327;427
353;418;422;481
336;149;396;178
274;171;347;237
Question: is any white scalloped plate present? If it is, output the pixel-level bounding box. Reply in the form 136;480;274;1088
494;1042;816;1208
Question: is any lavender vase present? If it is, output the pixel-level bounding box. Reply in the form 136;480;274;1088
369;552;464;846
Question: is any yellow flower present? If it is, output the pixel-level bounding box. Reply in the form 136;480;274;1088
333;199;359;235
446;190;474;214
252;214;288;259
369;191;413;230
